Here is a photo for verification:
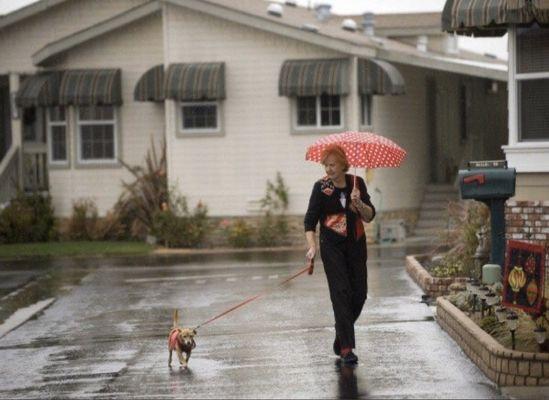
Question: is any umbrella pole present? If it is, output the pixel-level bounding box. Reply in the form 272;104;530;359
354;167;357;190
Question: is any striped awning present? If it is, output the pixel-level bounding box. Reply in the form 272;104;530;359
164;63;225;101
278;58;349;97
15;71;62;108
134;64;165;102
442;0;549;37
358;59;405;96
59;69;122;106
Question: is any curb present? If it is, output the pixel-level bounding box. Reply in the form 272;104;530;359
0;298;56;339
405;254;467;298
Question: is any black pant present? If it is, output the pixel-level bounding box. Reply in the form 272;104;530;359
320;237;367;350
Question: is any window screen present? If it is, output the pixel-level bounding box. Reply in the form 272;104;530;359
518;79;549;140
517;25;549;74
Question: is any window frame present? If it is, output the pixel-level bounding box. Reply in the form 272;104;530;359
502;25;549;173
46;106;69;166
293;94;344;132
513;25;549;144
178;100;222;136
76;105;119;165
360;94;373;128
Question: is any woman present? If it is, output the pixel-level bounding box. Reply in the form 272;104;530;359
304;144;375;364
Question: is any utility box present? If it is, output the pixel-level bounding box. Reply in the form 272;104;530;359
458;160;516;270
380;219;406;242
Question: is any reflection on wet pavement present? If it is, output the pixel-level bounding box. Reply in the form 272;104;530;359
0;245;503;399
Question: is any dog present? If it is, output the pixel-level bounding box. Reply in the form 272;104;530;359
168;310;197;368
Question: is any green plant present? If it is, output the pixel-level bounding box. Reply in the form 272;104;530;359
479;315;499;333
116;137;167;238
260;172;289;213
65;199;126;241
66;199;98;241
225;219;255;248
0;192;57;244
152;192;209;248
485;309;541;352
430;252;466;278
256;172;290;246
430;200;490;279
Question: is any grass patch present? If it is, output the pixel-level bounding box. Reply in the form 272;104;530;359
0;241;154;260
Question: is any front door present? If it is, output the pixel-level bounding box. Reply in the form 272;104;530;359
22;107;48;192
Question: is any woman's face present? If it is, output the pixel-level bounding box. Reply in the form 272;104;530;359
323;154;346;181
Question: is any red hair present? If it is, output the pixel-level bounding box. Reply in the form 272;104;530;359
320;144;350;172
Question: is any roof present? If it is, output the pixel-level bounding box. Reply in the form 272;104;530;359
24;0;506;81
0;0;68;30
335;12;445;37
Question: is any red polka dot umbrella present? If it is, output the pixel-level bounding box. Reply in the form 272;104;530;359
306;130;407;186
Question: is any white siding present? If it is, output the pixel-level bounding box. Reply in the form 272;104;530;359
368;64;430;212
0;0;148;73
47;14;164;216
164;5;429;217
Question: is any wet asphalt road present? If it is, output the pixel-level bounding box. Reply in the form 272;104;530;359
0;246;504;399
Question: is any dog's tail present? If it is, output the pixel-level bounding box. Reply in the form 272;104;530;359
173;309;179;328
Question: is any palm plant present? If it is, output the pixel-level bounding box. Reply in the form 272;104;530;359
116;137;167;237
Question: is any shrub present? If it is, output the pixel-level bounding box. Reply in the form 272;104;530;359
152;194;209;248
225;219;255;248
429;200;490;279
0;192;57;244
66;199;98;241
65;198;126;241
116;138;168;238
256;172;290;246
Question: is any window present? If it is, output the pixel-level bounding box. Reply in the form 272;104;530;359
516;24;549;141
360;95;372;126
180;101;219;133
297;96;316;126
77;105;117;163
295;94;342;129
47;106;68;164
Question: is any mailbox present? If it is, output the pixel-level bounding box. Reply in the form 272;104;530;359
458;160;517;271
459;164;516;200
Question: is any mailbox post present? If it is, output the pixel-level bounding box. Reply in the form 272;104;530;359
458;160;516;270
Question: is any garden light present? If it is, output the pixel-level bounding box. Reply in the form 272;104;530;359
506;312;519;350
485;292;498;307
495;306;507;323
470;280;481;295
478;285;490;300
534;326;547;346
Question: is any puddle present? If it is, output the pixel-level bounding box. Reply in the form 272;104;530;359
0;267;90;326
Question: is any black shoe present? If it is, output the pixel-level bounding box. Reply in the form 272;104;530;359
340;351;358;365
333;336;341;356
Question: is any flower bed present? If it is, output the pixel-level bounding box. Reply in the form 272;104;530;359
405;254;467;298
437;297;549;386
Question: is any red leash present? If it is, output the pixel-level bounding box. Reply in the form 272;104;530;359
194;258;314;330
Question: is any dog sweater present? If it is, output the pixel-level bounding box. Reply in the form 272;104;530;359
168;328;180;351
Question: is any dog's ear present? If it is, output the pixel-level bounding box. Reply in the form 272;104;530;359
192;329;197;336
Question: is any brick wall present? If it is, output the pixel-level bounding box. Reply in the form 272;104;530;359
505;200;549;294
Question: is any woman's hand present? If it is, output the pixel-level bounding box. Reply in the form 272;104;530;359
351;186;363;210
306;245;316;261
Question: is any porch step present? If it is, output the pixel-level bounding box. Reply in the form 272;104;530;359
412;184;460;238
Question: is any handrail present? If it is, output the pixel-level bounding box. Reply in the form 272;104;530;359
0;144;20;205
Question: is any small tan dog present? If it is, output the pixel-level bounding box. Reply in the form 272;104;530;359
168;310;197;368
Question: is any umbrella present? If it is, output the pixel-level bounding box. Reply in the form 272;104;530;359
305;130;407;187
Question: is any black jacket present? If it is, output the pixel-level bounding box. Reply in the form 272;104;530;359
304;174;376;244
